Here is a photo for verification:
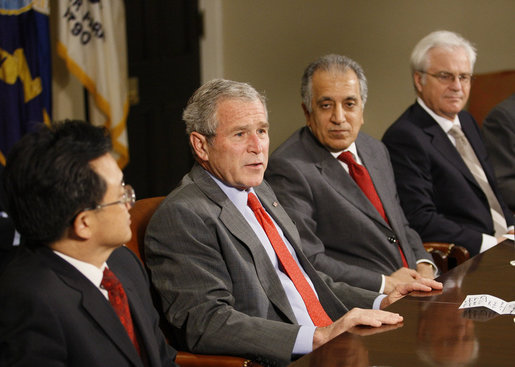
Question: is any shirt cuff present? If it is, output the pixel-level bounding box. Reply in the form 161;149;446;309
480;233;498;253
293;325;315;355
416;259;439;277
295;294;388;355
373;294;387;310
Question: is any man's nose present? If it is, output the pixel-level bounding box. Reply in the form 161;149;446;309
331;104;345;123
248;133;263;153
449;75;463;90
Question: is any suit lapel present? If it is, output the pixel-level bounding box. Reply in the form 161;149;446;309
355;134;397;227
256;183;347;319
460;114;496;183
415;104;481;190
258;185;348;318
38;248;142;366
301;128;388;227
192;165;298;323
114;267;157;366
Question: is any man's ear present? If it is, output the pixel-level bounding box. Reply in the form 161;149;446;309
413;72;424;94
71;211;94;240
190;132;209;162
302;103;311;124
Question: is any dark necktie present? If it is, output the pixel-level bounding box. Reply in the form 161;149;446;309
338;151;408;267
448;125;507;236
247;192;332;327
101;267;140;353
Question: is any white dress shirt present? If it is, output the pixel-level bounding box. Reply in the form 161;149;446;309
53;250;109;299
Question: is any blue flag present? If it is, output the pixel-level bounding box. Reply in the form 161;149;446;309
0;0;51;165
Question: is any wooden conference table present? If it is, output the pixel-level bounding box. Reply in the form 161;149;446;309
289;239;515;366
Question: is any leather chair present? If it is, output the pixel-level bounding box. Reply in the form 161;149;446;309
423;242;470;274
468;69;515;126
125;197;262;367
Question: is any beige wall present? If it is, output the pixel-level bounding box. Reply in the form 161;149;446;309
52;0;515;151
220;0;515;151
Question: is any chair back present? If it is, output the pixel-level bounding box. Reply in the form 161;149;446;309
423;242;470;274
125;196;165;261
468;70;515;126
125;196;263;366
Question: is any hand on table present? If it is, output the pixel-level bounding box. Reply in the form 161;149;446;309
380;278;443;309
313;308;403;349
384;267;422;294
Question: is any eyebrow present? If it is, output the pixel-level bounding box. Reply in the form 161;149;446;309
230;121;269;131
317;96;359;103
317;96;334;103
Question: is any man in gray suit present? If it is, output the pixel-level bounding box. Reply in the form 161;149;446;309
482;93;515;213
266;55;436;294
145;79;441;366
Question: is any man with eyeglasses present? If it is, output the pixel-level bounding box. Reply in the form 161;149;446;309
382;30;514;256
0;120;179;366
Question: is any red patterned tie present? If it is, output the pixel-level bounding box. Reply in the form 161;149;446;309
101;268;140;353
338;151;408;267
248;192;332;327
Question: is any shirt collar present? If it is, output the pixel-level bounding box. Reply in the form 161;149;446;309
207;171;255;212
417;97;461;133
329;141;361;164
53;250;106;288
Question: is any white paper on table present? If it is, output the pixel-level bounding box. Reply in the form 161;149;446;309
459;294;515;314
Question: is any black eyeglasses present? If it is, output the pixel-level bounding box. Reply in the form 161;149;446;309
418;71;474;85
83;184;136;211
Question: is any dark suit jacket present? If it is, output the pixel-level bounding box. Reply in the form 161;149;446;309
0;213;17;273
0;164;18;272
482;93;515;212
0;245;178;367
144;163;379;366
382;101;513;255
266;127;432;291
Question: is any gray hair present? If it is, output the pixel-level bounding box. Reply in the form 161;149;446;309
410;30;477;76
183;79;267;139
301;54;368;113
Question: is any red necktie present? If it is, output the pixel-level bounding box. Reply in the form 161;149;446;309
101;267;140;353
247;192;332;327
338;151;408;267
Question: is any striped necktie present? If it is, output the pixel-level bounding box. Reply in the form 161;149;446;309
448;125;507;236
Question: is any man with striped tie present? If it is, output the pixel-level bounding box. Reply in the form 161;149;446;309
382;30;514;256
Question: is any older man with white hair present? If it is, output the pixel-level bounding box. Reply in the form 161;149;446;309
382;30;513;256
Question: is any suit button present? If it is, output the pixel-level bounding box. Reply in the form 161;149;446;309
388;236;398;243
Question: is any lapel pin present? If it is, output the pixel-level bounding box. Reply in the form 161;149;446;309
273;201;278;207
